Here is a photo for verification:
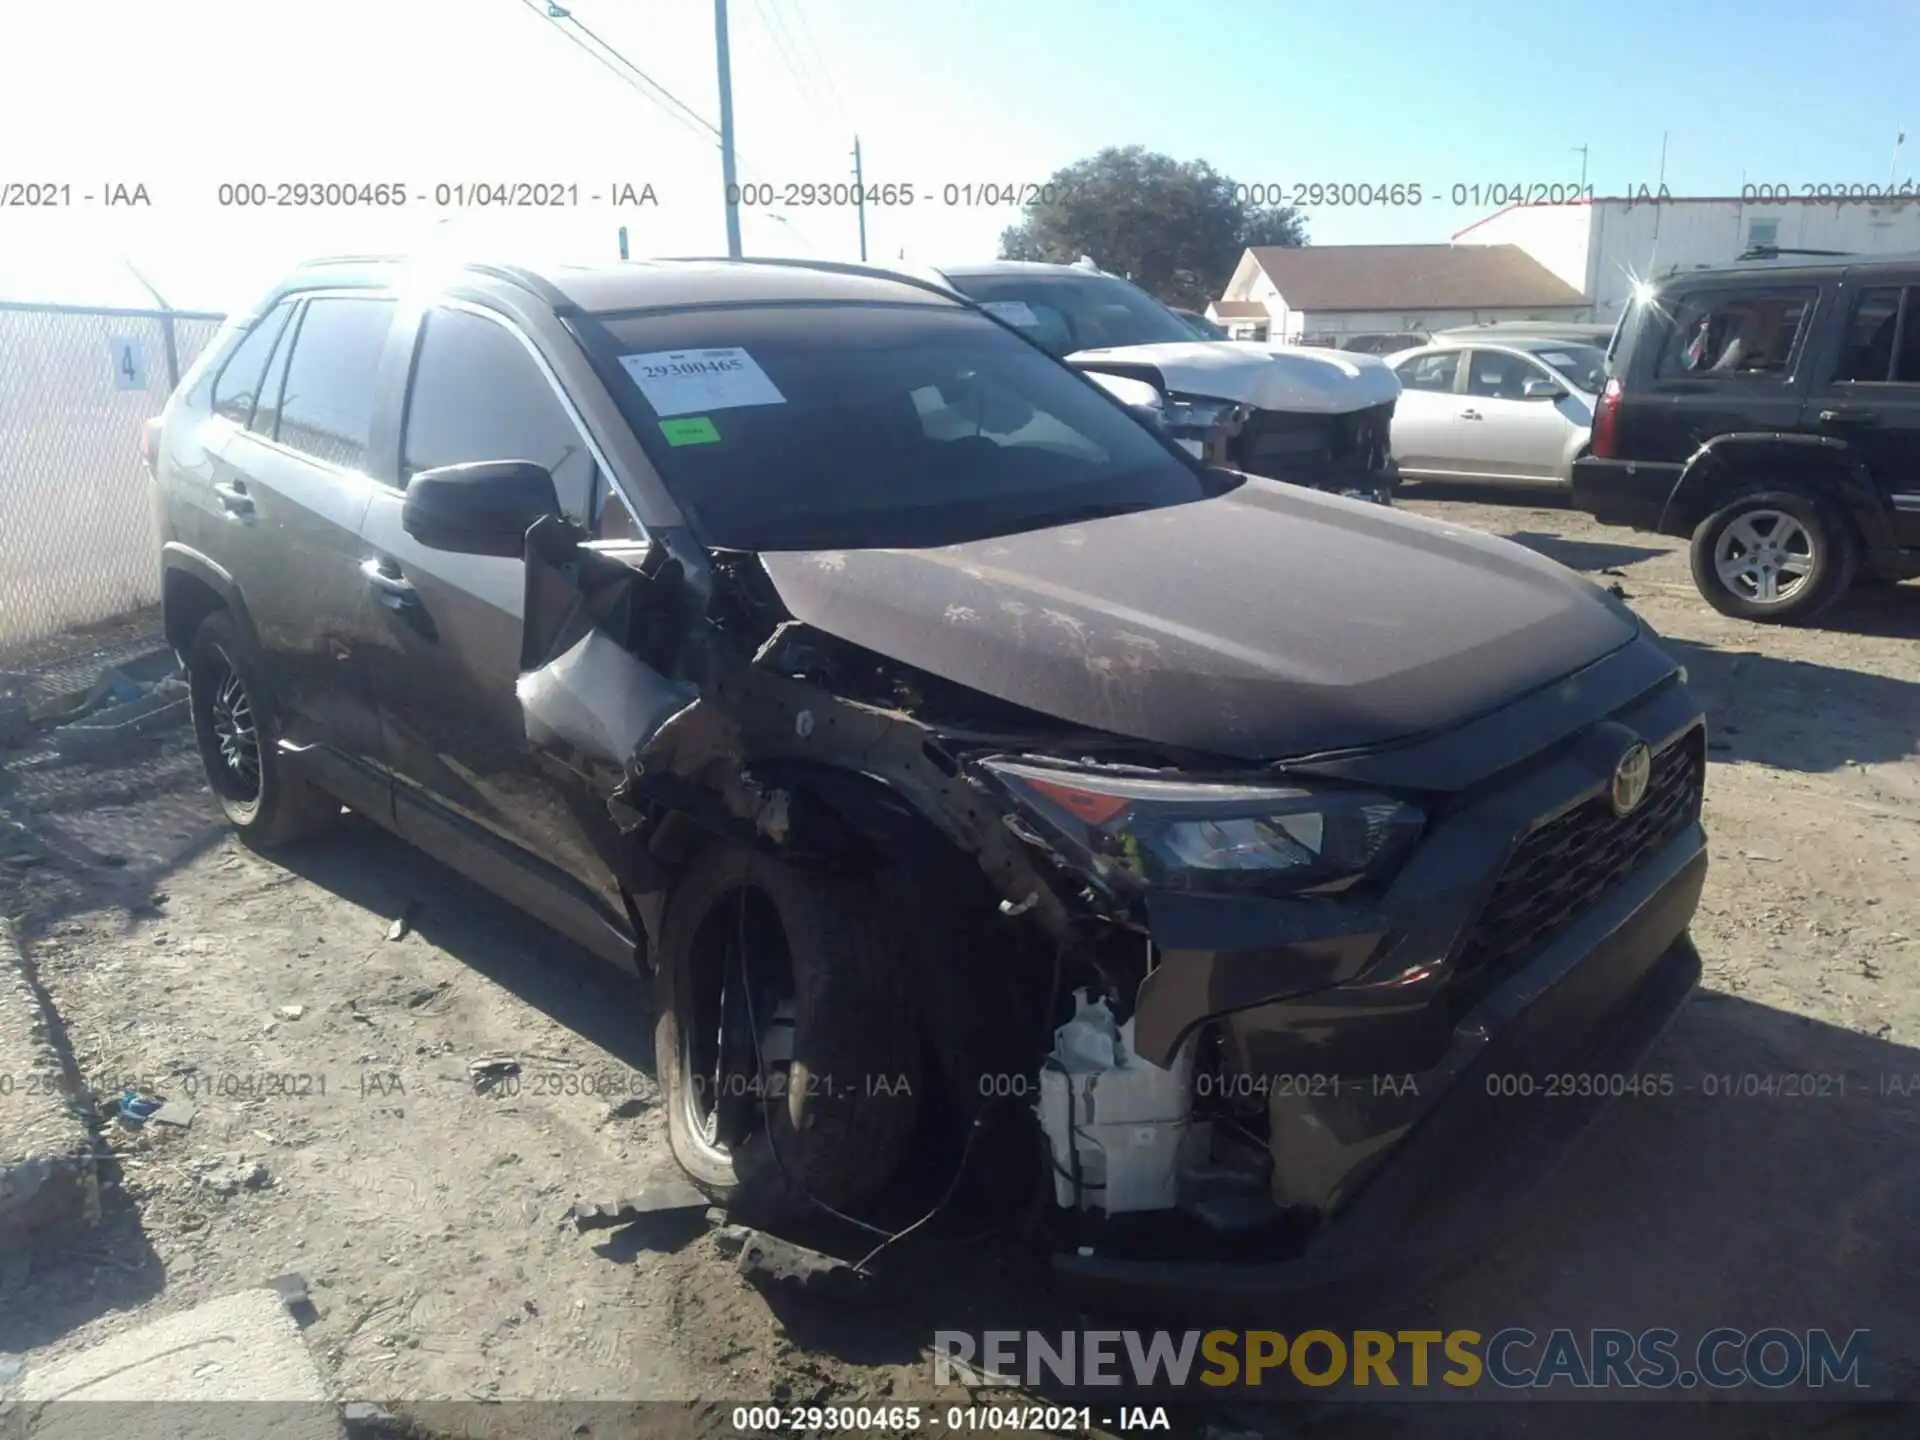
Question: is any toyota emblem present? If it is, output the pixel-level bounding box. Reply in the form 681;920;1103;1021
1611;741;1653;816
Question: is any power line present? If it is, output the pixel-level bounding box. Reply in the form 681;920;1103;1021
513;0;720;144
779;0;848;122
748;0;834;127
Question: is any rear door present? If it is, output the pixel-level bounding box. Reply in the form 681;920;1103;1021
204;291;399;815
355;301;639;958
1457;348;1581;481
1621;280;1823;469
1801;274;1920;548
1387;348;1467;474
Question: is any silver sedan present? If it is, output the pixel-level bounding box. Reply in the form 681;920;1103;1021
1386;339;1608;486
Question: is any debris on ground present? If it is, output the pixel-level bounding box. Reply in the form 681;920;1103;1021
734;1230;867;1298
569;1176;708;1232
193;1155;272;1196
385;902;420;942
279;1004;306;1021
149;1098;196;1129
467;1056;521;1094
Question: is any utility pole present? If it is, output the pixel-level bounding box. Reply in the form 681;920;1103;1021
1572;144;1588;191
715;0;742;257
1893;132;1907;189
851;136;868;261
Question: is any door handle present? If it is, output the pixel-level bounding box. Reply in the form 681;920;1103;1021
213;481;254;516
1459;408;1484;420
360;558;417;608
1819;406;1880;426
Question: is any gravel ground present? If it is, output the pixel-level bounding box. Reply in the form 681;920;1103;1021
1;489;1917;1439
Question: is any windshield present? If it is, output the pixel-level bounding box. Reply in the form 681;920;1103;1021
583;301;1224;551
1178;310;1230;340
1524;343;1608;393
943;272;1198;356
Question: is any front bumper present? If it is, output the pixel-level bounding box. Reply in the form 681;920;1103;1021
1570;455;1683;532
1057;651;1706;1311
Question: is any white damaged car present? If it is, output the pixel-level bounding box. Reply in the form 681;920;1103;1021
928;259;1403;504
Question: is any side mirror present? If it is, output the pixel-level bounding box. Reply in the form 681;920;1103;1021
1522;378;1565;400
402;460;562;558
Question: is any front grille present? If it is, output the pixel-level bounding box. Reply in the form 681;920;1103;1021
1450;730;1705;1012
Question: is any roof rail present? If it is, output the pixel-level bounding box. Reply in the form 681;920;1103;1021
649;254;964;302
1737;245;1856;262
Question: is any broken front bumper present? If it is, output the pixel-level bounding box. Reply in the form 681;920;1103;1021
1060;676;1707;1310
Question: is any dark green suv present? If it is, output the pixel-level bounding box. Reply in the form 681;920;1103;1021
1573;253;1920;622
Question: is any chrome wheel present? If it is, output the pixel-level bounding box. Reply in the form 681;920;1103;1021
207;655;261;798
1712;508;1815;606
681;887;796;1158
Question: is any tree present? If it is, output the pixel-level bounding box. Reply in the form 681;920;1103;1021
998;146;1308;308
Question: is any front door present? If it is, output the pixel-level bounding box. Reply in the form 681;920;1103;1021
354;302;640;959
1456;348;1582;482
1801;275;1920;549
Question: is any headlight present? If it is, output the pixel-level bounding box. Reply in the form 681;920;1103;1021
1162;395;1243;432
979;759;1425;897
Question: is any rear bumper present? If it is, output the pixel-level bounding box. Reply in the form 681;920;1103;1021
1570;456;1681;532
1059;835;1705;1314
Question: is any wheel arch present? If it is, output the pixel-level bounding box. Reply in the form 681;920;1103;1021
162;544;263;663
1664;435;1894;554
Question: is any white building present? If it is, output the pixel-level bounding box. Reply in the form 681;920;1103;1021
1454;195;1920;323
1208;244;1588;343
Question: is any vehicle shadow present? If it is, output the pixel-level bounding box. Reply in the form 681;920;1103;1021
1505;529;1672;573
1402;479;1575;510
1819;581;1920;640
269;816;658;1079
1655;633;1920;773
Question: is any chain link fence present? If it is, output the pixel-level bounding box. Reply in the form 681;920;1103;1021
0;302;226;653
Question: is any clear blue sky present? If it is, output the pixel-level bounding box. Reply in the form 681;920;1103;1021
0;0;1911;308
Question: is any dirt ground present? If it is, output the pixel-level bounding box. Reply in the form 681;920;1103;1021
2;486;1919;1439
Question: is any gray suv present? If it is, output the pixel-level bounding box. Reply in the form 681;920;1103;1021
150;254;1707;1301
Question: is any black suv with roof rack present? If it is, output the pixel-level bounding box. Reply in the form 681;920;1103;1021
1573;251;1920;622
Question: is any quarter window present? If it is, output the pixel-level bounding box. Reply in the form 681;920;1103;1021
401;308;599;522
276;297;396;470
1655;287;1815;379
1834;286;1920;383
210;302;295;426
1397;350;1459;392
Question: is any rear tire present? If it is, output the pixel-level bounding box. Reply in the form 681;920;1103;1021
655;841;921;1227
186;611;341;846
1687;485;1858;623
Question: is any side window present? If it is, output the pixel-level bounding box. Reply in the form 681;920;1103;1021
209;302;295;426
1397;351;1459;392
1465;350;1540;400
1655;287;1815;380
276;297;396;470
1834;287;1909;384
401;308;598;523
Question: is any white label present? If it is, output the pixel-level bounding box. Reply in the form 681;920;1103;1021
981;300;1040;328
617;346;785;416
1176;438;1204;457
109;336;147;391
1537;351;1576;370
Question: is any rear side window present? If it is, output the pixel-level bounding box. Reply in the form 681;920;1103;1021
1834;286;1920;383
210;302;295;426
1397;351;1459;392
276;297;396;471
1655;287;1815;379
401;308;598;521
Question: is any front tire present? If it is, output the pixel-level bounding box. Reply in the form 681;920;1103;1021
186;611;341;845
655;842;921;1227
1688;486;1858;623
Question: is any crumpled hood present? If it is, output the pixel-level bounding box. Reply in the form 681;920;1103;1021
758;479;1638;761
1067;341;1402;415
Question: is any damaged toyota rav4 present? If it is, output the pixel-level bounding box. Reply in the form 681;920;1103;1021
152;255;1707;1302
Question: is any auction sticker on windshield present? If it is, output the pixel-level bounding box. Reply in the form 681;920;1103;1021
980;300;1039;328
618;347;786;416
